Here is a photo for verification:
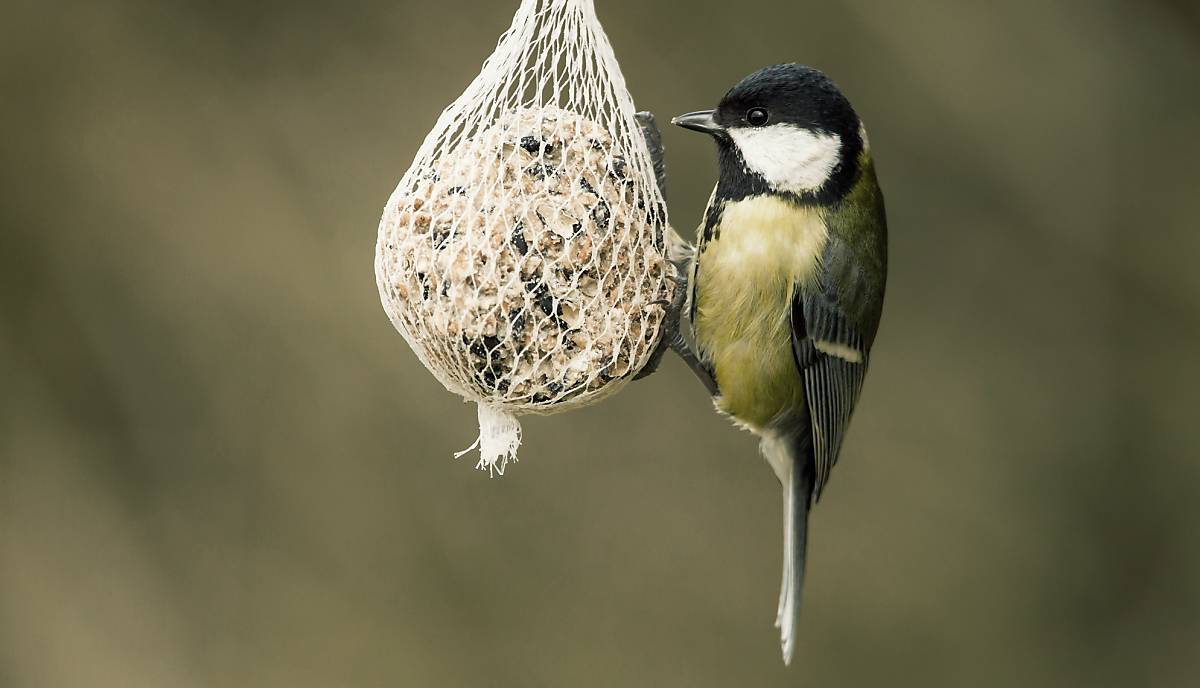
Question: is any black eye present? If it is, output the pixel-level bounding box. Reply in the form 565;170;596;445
746;107;769;126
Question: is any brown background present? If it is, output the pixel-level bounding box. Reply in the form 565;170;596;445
3;1;1199;686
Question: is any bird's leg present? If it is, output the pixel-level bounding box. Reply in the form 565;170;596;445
632;111;719;396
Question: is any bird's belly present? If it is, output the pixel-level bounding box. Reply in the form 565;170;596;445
706;318;803;432
692;196;826;431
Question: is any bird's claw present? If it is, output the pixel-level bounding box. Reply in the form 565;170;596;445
636;111;667;199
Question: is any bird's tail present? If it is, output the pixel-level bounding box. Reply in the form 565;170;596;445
763;433;815;665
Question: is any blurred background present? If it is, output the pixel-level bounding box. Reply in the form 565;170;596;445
3;1;1199;686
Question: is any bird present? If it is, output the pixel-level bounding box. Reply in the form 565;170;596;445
668;64;888;664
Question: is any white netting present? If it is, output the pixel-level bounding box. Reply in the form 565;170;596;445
375;0;672;475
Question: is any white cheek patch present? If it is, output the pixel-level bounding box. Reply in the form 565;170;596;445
728;124;842;194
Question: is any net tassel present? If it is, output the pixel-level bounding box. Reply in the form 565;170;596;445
454;403;523;476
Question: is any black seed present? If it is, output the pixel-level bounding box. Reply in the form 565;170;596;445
546;381;562;394
440;282;449;297
482;335;502;353
599;361;618;380
417;272;430;300
511;223;528;254
447;186;467;195
571;221;583;236
588;138;604;151
520;135;553;155
467;337;488;360
484;353;508;380
525;281;555;317
432;226;451;249
526;163;557;181
509;309;526;334
579;177;595;194
608;157;627;180
479;369;499;388
531;392;552;404
534;210;547;226
591;200;610;229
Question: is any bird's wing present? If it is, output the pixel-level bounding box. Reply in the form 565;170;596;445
790;269;869;499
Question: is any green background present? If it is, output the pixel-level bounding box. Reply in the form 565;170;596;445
4;1;1199;685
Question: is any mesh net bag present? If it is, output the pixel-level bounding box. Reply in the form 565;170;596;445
375;0;672;475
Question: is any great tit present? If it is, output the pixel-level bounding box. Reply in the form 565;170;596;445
669;64;888;664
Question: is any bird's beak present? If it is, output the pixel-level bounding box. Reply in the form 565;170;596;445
671;110;725;136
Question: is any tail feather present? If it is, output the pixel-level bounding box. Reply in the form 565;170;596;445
772;441;814;665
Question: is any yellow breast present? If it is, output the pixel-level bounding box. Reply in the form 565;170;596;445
692;195;828;431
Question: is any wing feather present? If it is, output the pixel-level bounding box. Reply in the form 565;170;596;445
791;281;869;499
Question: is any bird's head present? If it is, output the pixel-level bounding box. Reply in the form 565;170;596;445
673;64;865;203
